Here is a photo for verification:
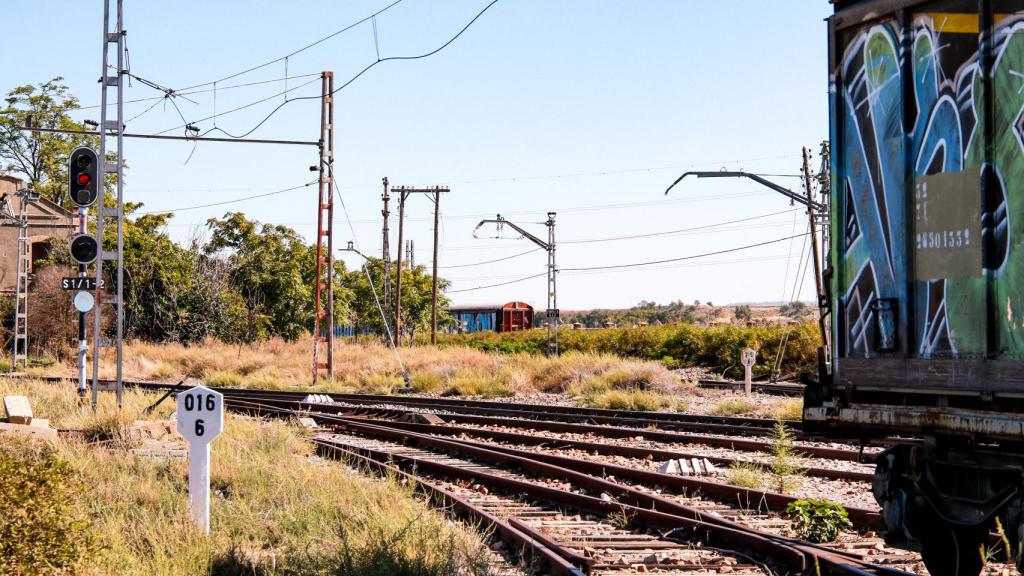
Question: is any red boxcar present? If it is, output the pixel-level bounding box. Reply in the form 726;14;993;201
499;301;533;332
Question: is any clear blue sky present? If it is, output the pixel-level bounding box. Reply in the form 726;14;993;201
5;1;832;310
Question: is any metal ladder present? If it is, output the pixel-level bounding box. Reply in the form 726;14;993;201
11;203;29;370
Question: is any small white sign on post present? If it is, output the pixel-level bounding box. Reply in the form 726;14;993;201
741;348;757;397
176;385;224;534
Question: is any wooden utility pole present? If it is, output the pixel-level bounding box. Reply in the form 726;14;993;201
380;177;392;337
393;190;406;345
431;189;441;344
390;186;449;346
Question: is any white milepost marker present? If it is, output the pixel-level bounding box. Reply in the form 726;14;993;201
176;386;224;533
741;348;757;397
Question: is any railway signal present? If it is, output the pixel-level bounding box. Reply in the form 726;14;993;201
69;233;99;264
68;147;99;207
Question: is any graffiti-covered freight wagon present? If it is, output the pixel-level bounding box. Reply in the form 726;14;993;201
448;302;534;333
803;2;1024;575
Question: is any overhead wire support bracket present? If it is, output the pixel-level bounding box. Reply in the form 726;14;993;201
473;213;558;356
664;170;826;212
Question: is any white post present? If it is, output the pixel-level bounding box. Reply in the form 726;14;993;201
188;442;211;532
176;386;223;534
741;348;757;397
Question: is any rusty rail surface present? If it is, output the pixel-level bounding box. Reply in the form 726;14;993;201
221;396;908;575
305;413;908;576
19;374;877;463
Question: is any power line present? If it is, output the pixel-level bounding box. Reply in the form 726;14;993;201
561;233;810;272
176;0;407;92
152;76;323;136
560;253;793;275
330;155;803;191
76;73;323;111
446;271;547;293
136;181;317;215
561;208;799;244
439;248;541;269
161;0;502;140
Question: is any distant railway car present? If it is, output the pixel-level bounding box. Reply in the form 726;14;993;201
449;302;534;333
805;3;1024;575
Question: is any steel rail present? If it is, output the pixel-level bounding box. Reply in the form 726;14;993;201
313;440;587;576
306;416;909;576
207;394;909;576
14;374;792;428
698;379;806;397
220;393;873;462
310;429;810;572
335;415;875;482
19;374;873;460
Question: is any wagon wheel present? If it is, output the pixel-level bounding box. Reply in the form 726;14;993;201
921;524;985;576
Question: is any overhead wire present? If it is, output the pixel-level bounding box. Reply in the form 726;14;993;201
560;233;810;272
560;254;794;275
175;0;407;92
324;159;409;381
446;271;548;294
137;181;317;215
151;76;323;136
438;248;541;269
561;208;799;244
77;73;324;111
156;0;502;140
332;154;803;190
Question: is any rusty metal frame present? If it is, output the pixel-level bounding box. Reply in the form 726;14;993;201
312;71;335;382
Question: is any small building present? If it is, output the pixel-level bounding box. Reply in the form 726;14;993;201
0;175;80;294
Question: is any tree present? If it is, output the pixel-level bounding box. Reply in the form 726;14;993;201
205;212;316;342
345;260;451;342
0;78;101;207
780;300;808;318
734;304;753;321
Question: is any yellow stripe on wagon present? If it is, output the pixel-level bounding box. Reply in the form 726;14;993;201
918;13;1016;34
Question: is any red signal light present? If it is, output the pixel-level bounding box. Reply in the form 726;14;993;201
77;173;91;186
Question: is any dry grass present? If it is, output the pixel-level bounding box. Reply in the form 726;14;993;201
41;337;693;403
582;388;671;411
767;398;804;421
0;378;493;576
709;399;759;416
726;462;764;489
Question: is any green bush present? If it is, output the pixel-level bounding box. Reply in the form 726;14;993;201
0;440;94;574
434;323;820;376
786;499;852;543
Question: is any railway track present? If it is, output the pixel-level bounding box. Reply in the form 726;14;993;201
224;397;913;575
697;380;806;397
16;374;797;435
16;375;879;462
12;374;929;573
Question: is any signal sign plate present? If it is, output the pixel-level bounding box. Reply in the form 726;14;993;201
62;277;97;290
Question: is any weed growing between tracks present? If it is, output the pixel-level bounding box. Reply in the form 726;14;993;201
0;378;494;576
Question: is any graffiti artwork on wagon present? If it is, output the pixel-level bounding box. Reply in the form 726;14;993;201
835;12;1024;359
